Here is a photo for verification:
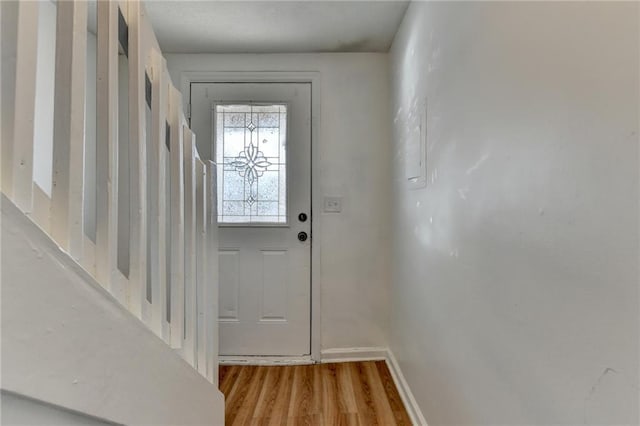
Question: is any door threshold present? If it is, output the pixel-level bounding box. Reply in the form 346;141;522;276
219;355;315;366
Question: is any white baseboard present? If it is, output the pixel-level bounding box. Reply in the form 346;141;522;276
384;349;428;426
219;355;313;366
320;346;388;363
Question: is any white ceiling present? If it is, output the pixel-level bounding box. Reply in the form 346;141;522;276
144;1;410;53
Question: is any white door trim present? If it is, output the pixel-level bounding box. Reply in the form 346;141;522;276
181;71;322;362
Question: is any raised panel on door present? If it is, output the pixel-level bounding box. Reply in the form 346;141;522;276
218;250;239;322
260;250;288;322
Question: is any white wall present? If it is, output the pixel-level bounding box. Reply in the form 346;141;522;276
1;392;115;426
166;53;392;351
117;52;130;277
32;0;56;197
389;2;639;424
84;30;97;242
1;1;19;167
1;196;225;426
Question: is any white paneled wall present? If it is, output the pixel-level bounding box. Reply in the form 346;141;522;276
1;0;218;384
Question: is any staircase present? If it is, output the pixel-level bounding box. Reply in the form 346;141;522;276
1;1;223;424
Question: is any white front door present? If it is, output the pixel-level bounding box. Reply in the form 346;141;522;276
190;83;311;356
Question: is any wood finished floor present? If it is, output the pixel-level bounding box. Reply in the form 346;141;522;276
219;361;411;426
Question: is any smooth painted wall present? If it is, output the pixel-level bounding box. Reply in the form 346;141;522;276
33;0;56;197
1;197;224;426
1;392;116;426
389;2;639;424
166;53;392;351
84;30;97;242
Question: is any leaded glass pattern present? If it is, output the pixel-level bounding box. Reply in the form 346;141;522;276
215;104;287;224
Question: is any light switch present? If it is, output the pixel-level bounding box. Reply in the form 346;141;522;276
323;196;342;213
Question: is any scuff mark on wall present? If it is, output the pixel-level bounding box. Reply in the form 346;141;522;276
582;367;640;425
583;367;618;424
465;154;490;176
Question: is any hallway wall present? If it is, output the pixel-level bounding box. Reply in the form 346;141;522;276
1;196;224;426
166;53;392;352
32;0;56;197
1;392;115;426
389;2;639;424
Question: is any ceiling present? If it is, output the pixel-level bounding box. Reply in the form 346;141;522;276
144;1;410;53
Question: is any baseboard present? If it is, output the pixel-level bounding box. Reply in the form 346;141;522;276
384;349;428;426
219;355;313;366
218;346;388;366
320;347;388;363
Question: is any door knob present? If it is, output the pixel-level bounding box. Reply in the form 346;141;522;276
298;212;308;222
297;232;308;242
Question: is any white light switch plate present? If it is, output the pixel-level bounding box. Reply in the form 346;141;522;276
323;196;342;213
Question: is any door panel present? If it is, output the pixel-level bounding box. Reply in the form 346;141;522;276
190;83;311;356
260;250;288;321
218;250;240;321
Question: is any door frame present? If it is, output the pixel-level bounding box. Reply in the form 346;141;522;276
181;71;321;362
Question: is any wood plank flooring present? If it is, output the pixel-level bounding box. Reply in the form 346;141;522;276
219;361;412;426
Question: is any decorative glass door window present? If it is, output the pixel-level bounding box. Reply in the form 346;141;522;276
215;104;287;224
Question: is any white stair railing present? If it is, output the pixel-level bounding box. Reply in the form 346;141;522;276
1;0;218;384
